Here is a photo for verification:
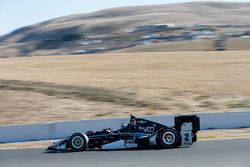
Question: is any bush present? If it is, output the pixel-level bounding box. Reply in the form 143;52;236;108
61;33;83;41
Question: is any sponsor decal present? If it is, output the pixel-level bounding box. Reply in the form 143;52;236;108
138;124;156;132
125;139;135;144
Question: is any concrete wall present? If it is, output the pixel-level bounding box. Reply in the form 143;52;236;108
0;111;250;143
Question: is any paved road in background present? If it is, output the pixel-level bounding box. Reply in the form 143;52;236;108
0;139;249;167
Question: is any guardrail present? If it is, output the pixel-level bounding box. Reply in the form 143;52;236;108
0;110;250;143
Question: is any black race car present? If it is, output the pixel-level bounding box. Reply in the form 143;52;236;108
47;115;200;152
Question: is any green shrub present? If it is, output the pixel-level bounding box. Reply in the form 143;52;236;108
61;33;84;41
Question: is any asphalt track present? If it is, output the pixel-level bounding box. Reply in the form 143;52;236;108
0;139;249;167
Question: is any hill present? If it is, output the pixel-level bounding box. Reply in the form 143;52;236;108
1;2;250;57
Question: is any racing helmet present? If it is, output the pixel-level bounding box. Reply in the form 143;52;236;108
129;115;136;128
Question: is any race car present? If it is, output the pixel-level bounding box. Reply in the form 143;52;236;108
47;115;200;152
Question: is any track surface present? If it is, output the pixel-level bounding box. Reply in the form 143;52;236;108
0;139;249;167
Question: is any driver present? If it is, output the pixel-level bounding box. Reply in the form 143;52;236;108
120;115;137;131
129;115;137;130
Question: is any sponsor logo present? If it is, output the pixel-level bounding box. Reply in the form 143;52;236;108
138;126;155;132
125;139;135;144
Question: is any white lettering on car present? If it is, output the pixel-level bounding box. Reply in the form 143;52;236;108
125;139;135;144
138;126;155;132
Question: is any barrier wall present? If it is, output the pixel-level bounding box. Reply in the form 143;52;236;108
0;111;250;143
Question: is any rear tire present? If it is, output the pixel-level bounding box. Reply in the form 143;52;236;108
157;128;180;148
69;133;88;152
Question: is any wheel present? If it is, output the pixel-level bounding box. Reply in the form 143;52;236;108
69;133;88;152
192;133;197;142
157;128;180;148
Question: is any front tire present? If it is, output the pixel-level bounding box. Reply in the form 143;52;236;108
69;133;88;152
157;128;180;148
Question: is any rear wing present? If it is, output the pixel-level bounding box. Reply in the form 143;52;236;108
174;115;200;133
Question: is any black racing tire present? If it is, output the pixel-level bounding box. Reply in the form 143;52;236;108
69;133;88;152
157;128;181;149
193;133;197;142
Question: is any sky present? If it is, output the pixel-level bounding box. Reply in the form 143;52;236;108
1;0;250;35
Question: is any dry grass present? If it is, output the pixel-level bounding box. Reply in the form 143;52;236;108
0;51;250;125
227;37;250;50
198;128;250;140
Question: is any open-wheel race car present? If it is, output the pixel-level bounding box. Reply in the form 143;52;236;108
47;115;200;152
